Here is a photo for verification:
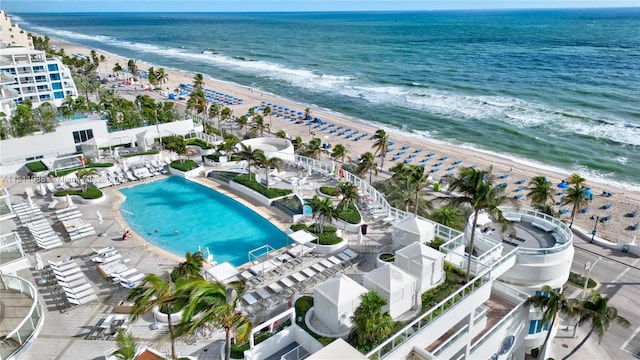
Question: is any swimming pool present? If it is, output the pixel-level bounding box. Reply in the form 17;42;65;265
119;177;288;266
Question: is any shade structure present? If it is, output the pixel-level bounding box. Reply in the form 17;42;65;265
395;242;445;293
313;274;368;333
205;262;240;283
392;216;436;250
363;264;417;319
306;338;368;360
287;229;316;245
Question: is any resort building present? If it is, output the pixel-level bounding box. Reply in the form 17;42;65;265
0;11;33;49
0;45;78;108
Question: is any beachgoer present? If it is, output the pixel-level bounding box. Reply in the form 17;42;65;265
173;228;179;235
122;230;132;240
154;228;159;233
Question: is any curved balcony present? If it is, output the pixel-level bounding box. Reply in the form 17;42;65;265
0;274;44;360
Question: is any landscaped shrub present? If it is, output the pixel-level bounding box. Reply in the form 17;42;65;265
427;237;446;250
54;187;103;200
233;174;292;199
290;223;342;245
121;150;159;158
319;186;340;197
170;159;199;172
294;296;334;346
26;161;48;172
335;203;361;224
48;162;114;177
568;271;597;289
185;138;214;149
420;263;466;312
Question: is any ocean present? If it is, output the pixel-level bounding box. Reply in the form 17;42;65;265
11;9;640;190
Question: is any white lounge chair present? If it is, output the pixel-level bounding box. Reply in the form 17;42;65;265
46;182;57;193
92;246;116;256
25;187;36;197
67;293;98;305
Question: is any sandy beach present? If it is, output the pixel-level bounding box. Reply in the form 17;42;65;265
49;37;640;245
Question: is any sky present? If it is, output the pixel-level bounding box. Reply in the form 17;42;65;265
1;0;638;13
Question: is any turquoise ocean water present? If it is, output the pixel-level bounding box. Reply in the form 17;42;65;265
12;9;640;190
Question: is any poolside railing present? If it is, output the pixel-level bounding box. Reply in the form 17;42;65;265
0;273;44;360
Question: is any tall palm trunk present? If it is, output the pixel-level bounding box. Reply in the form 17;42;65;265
225;327;232;360
167;310;176;359
466;209;480;283
414;190;420;216
562;329;592;360
569;203;577;228
539;315;556;360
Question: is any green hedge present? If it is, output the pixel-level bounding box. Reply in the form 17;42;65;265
334;203;361;224
568;271;597;289
185;138;214;149
290;223;343;245
26;161;48;172
170;159;199;172
421;263;466;312
319;186;340;197
205;153;242;162
48;162;114;177
121;150;159;158
233;174;292;199
294;296;334;347
54;188;103;199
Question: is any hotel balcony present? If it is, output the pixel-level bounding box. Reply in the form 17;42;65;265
0;273;44;360
0;71;14;85
0;86;19;101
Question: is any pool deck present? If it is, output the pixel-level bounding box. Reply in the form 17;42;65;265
2;161;391;359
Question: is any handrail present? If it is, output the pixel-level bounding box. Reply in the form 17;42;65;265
0;273;44;360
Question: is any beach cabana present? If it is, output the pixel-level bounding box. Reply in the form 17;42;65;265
394;242;445;294
204;262;240;283
80;137;110;161
363;264;417;319
313;274;368;333
392;216;435;250
136;130;159;152
287;229;317;256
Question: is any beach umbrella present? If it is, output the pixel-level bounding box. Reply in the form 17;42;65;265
66;194;74;208
557;182;569;189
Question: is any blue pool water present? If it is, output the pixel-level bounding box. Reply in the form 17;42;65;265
55;115;88;121
119;177;288;266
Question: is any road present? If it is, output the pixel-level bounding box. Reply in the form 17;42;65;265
565;245;640;359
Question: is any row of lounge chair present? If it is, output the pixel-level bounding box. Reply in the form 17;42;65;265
92;246;146;289
48;257;98;307
92;160;169;188
242;249;361;308
55;207;97;241
14;202;64;249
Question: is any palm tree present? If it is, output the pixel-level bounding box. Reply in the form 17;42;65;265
275;130;286;138
349;290;394;353
126;59;137;80
304;107;311;120
128;274;183;360
331;143;349;165
262;106;272;130
251;114;269;137
147;66;157;85
209;103;221;132
337;181;359;210
372;129;390;170
220;107;233;135
76;168;97;191
235;115;249;137
187;89;208;133
235;143;264;180
408;165;433;216
445;167;512;282
156;68;168;84
527;176;554;207
114;329;137;360
525;285;575;358
305;138;322;160
258;155;283;189
306;195;335;233
193;73;205;90
563;292;630;360
568;173;586;187
170;251;205;283
176;280;252;360
387;178;415;213
112;62;123;77
563;185;588;228
357;152;377;184
292;136;303;153
431;206;465;230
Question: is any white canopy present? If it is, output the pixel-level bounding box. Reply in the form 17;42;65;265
313;274;368;333
287;229;317;245
363;264;417;319
395;242;445;293
392;216;435;250
306;338;368;360
205;262;239;283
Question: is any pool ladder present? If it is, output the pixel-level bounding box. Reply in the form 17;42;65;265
198;246;216;265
